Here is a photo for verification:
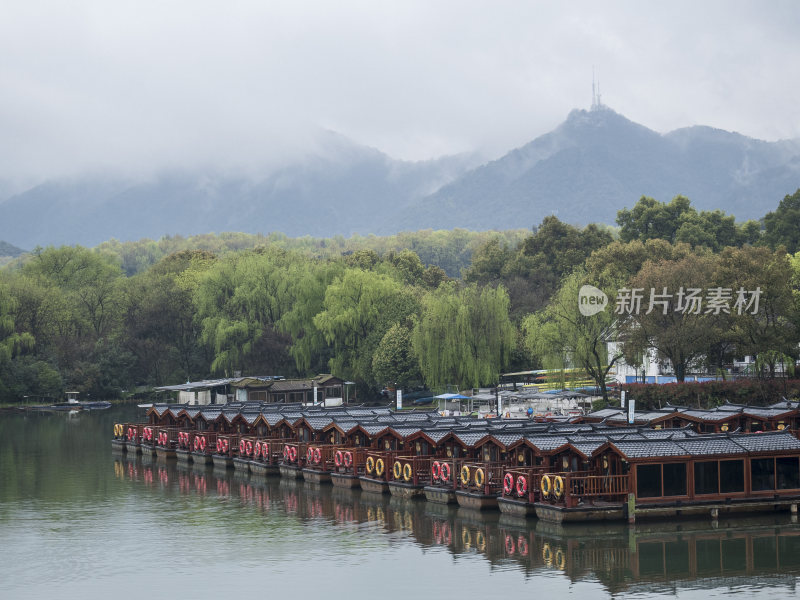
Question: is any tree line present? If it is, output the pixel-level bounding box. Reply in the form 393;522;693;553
1;189;799;403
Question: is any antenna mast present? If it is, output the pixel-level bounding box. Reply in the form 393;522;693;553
592;67;602;109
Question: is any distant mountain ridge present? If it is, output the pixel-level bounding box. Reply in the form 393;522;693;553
388;106;800;232
1;107;799;248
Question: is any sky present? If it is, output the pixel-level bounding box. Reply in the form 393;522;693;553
1;0;799;184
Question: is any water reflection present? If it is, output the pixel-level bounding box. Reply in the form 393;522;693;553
114;450;800;595
3;408;800;599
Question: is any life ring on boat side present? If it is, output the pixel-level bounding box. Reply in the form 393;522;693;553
503;473;514;495
460;465;470;486
199;437;207;452
222;439;229;453
288;446;297;462
314;447;322;465
246;440;253;456
307;448;315;463
540;474;552;498
240;440;247;455
431;461;441;481
553;476;564;499
343;452;352;468
516;475;528;496
335;450;344;467
474;468;485;488
375;458;385;476
440;462;451;482
365;456;375;474
393;461;402;480
402;463;412;482
283;446;289;461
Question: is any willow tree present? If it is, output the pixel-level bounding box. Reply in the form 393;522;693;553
313;268;420;392
413;282;514;390
194;248;297;375
523;270;621;403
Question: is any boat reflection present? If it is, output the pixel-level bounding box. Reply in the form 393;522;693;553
115;454;800;594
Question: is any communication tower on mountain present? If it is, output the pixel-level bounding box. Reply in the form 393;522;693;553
592;69;603;110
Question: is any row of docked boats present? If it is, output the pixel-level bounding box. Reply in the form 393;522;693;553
112;399;800;522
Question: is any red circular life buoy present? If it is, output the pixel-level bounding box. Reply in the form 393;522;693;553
503;473;514;495
222;439;229;453
194;437;200;451
216;440;222;453
199;437;207;451
516;475;528;496
314;447;322;465
288;446;297;462
283;446;289;460
441;462;451;482
335;450;343;467
343;452;352;468
246;440;253;456
240;440;246;454
307;447;315;462
255;441;262;456
432;461;441;481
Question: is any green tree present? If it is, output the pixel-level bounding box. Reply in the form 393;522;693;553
522;271;622;403
762;189;800;253
313;268;419;393
412;282;514;390
372;323;421;388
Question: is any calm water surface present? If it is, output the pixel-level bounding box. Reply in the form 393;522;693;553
2;405;800;599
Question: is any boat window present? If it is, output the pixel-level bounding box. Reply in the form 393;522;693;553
636;464;662;498
694;461;719;495
663;463;687;497
751;458;775;491
720;460;745;493
776;457;800;489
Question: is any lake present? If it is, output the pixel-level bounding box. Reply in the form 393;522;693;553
2;404;800;599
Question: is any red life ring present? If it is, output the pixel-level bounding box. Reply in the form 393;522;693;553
240;440;246;455
222;439;229;453
283;446;289;460
288;446;297;462
193;437;200;451
246;440;253;456
314;447;322;465
255;441;262;456
199;437;207;452
307;447;315;462
343;452;352;468
432;461;441;481
216;440;222;453
516;475;528;496
503;473;514;495
441;462;451;482
335;450;343;467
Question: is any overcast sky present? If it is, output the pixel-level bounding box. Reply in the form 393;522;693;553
1;0;798;183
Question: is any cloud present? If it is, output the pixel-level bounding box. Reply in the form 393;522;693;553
0;0;798;182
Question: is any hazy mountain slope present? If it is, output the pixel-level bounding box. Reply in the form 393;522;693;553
389;107;800;231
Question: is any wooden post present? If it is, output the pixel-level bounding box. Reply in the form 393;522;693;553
627;493;636;523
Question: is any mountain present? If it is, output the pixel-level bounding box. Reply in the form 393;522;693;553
0;132;481;248
0;240;25;257
388;106;800;232
1;108;799;248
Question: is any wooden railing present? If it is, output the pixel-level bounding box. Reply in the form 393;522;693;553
427;459;458;489
333;447;368;475
281;442;310;466
536;471;629;507
192;432;218;455
391;456;435;486
500;467;547;502
362;450;401;482
455;462;507;495
155;426;179;448
213;433;240;457
303;444;344;471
